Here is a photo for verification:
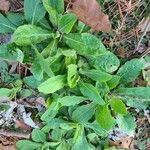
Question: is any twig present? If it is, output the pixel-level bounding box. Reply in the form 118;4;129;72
141;47;150;58
135;17;150;52
0;129;30;139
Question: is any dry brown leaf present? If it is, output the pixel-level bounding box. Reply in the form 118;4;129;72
116;48;125;58
109;137;133;149
0;144;16;150
0;0;10;13
15;119;31;131
67;0;112;32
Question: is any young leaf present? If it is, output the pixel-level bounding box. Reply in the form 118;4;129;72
67;64;80;88
0;88;12;97
62;50;77;66
80;69;112;82
58;13;77;34
116;114;136;135
16;140;42;150
0;13;16;33
41;39;58;57
41;102;61;121
95;51;120;73
24;0;46;24
107;75;120;90
58;96;87;106
38;75;66;94
116;87;150;101
12;25;53;46
72;103;96;123
96;105;114;131
32;129;46;143
43;0;64;26
63;33;106;56
79;82;105;105
117;58;145;83
109;97;127;115
31;52;54;81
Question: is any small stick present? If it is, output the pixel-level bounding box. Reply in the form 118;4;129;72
141;47;150;58
0;129;30;139
135;17;150;52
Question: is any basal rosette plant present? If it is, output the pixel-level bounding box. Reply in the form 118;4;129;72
0;0;150;150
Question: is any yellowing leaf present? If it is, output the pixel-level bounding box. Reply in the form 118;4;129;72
109;97;127;115
96;105;114;130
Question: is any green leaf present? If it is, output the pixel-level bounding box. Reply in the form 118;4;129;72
62;50;77;66
31;60;43;80
41;102;61;121
56;141;69;150
58;13;77;34
116;87;150;100
95;51;120;73
7;13;24;27
38;75;66;94
32;129;46;143
58;96;87;106
125;98;148;110
20;89;32;98
117;58;145;83
41;39;58;57
0;104;10;111
12;25;53;46
24;0;46;24
0;13;16;33
31;51;54;81
16;140;41;150
80;69;112;83
42;118;67;130
104;147;117;150
73;127;91;150
107;75;120;90
96;105;114;131
109;97;127;115
63;33;106;56
43;0;64;26
0;45;24;62
23;76;41;89
0;88;12;97
85;122;108;137
67;64;80;88
116;114;136;135
72;103;96;123
79;82;105;105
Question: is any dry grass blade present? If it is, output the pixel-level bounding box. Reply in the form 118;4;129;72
67;0;112;32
